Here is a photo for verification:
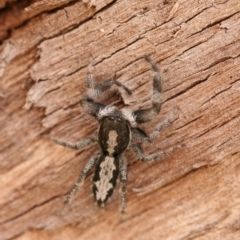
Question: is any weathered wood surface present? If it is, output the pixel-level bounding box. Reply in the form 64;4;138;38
1;0;240;239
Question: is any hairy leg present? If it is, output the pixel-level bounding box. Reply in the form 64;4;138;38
119;156;127;213
131;143;165;162
51;136;97;150
134;56;162;124
61;154;100;213
132;107;180;143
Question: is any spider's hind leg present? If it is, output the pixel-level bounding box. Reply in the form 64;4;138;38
61;154;100;213
119;156;127;213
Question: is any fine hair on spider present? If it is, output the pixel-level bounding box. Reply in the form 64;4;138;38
52;55;179;214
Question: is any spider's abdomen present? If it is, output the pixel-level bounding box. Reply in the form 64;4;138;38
93;155;119;206
98;116;131;156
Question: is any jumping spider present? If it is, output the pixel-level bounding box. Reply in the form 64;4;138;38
53;56;178;213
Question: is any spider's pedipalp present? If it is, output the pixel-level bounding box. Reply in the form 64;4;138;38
86;78;132;102
96;79;132;96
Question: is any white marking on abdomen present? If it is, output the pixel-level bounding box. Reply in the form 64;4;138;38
107;130;118;155
94;156;116;201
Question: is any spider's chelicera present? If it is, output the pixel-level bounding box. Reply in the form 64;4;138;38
53;56;177;213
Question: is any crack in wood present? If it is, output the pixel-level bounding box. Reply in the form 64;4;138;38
201;85;231;106
167;73;212;101
191;10;240;37
0;194;61;225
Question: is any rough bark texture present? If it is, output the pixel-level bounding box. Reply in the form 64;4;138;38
1;0;240;239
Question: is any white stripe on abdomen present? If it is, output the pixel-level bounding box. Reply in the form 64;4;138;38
94;156;116;201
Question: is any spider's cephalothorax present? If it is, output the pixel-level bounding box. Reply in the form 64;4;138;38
53;56;178;213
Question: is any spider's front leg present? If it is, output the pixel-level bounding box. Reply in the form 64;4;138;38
131;56;179;143
134;56;162;124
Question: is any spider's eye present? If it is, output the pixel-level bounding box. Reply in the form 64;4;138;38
110;116;115;120
117;117;122;122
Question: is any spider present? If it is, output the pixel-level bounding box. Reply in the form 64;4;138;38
53;56;178;213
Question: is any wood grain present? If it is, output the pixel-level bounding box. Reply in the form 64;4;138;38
1;0;240;239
